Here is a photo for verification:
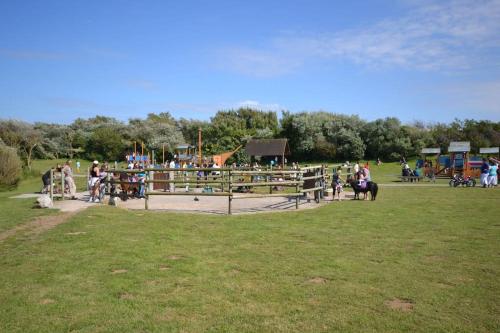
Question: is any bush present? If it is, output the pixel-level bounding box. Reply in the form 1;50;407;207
0;144;22;190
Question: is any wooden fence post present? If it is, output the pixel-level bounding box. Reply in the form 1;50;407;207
268;174;272;194
50;169;53;201
228;170;232;215
296;170;301;209
106;172;111;195
86;167;90;192
61;170;65;201
145;171;149;210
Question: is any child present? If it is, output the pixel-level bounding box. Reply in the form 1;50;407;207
331;169;344;201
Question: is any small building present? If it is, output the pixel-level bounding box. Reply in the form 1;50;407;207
245;138;291;167
175;144;196;162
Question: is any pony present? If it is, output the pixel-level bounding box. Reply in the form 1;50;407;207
118;172;140;201
349;180;378;201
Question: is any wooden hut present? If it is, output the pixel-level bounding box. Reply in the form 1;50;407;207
245;139;291;167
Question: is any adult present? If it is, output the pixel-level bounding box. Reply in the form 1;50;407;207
480;158;490;188
137;166;146;198
41;168;52;194
488;160;498;187
62;160;77;200
169;159;176;192
212;162;221;181
363;165;371;182
89;161;100;202
353;162;360;174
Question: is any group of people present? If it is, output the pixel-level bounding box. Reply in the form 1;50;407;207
41;160;77;200
332;161;371;188
480;158;499;188
401;161;422;181
88;160;113;202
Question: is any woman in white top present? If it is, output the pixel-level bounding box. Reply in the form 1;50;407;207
89;161;100;202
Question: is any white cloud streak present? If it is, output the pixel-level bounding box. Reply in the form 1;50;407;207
218;0;500;76
236;100;282;111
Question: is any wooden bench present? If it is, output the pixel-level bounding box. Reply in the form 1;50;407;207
398;175;424;182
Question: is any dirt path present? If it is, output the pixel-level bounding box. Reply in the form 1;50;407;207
0;212;76;242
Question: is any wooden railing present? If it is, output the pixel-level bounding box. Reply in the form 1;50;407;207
103;165;328;214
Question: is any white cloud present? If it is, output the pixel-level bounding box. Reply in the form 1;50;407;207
236;100;282;111
217;0;500;76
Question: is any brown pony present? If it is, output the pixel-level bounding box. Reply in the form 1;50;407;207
118;172;140;200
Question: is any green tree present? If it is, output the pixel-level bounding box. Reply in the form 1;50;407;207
86;127;127;162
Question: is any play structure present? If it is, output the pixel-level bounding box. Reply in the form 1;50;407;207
419;148;441;178
418;143;500;179
212;145;242;166
174;144;196;162
419;142;475;178
417;141;499;178
104;165;328;214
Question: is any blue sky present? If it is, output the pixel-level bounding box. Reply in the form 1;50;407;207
1;0;499;124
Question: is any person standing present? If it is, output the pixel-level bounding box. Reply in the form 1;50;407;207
41;168;52;194
488;160;498;187
76;160;81;173
480;158;490;188
169;159;176;192
62;160;77;200
89;161;100;202
354;162;360;174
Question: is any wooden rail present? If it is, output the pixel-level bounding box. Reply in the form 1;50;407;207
102;166;328;214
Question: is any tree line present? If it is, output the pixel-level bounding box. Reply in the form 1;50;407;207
1;109;499;170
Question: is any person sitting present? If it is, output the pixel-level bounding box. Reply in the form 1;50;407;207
357;170;367;188
363;165;371;182
402;164;410;180
413;168;422;182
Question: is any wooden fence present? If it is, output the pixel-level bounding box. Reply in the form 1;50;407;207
104;166;328;214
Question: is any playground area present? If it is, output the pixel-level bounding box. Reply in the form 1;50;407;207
44;162;338;214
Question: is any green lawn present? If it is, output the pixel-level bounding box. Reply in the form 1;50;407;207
0;160;498;332
0;159;92;232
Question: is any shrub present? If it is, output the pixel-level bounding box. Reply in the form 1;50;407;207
0;144;22;190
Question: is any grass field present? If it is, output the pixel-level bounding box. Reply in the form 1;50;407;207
0;160;499;332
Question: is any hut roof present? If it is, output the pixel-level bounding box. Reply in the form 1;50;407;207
448;141;470;153
421;148;441;154
480;147;499;154
176;143;194;150
245;139;291;156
